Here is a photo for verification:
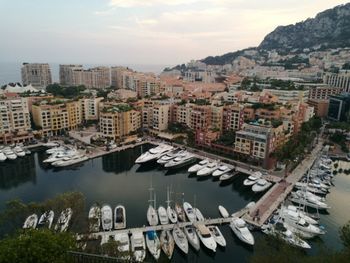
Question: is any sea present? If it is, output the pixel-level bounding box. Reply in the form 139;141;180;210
0;144;349;262
0;62;169;86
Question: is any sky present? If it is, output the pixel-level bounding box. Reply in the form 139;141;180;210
0;0;347;66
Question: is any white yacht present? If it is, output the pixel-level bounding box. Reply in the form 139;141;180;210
52;155;89;167
172;225;189;254
183;202;196;223
37;210;54;229
188;159;209;173
54;208;72;232
13;146;25;157
23;214;38;229
114;232;130;261
252;179;272;193
135;144;174;164
290;191;330;210
0;151;7;162
157;149;184;164
131;231;146;262
279;205;318;225
194;207;205;221
197;162;219;176
158;206;169;225
218;205;229;218
46;146;65;154
262;222;311;249
101;204;113;231
160;230;175;259
184;226;200;251
229;217;255;245
219;173;235;181
114;205;126;229
243;171;262;186
3;148;17;160
146;230;161;261
43;150;77;163
285;216;325;236
212;164;232;177
164;152;196;169
294;182;327;195
88;205;101;232
208;225;226;247
43;141;60;148
196;224;217;252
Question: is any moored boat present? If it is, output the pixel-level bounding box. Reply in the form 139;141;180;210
88;205;101;232
23;214;38;229
212;164;232;177
54;208;73;232
188;159;209;173
101;204;113;231
184;226;200;251
218;205;229;218
229;217;254;245
114;205;126;229
173;225;188;254
197;162;219;176
183;202;196;223
158;205;169;225
135;144;174;164
37;210;54;229
131;231;146;262
208;225;226;247
243;171;262;186
252;179;272;193
146;230;161;261
196;224;217;252
114;232;130;260
160;230;175;259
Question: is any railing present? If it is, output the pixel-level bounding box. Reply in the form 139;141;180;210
67;251;125;263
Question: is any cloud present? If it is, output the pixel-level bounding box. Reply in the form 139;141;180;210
94;8;116;16
109;0;202;8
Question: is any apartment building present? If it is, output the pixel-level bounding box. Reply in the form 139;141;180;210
211;105;223;132
307;99;329;117
152;104;170;131
262;89;309;103
222;104;244;132
60;66;111;89
111;67;132;88
189;105;212;130
21;63;52;87
324;71;350;93
328;93;350;122
183;70;216;83
79;97;104;121
308;85;342;100
99;104;141;141
0;98;32;144
59;64;83;86
171;103;191;127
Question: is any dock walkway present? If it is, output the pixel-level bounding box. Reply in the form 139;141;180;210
243;141;325;227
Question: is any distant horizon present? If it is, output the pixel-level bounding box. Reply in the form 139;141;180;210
1;1;347;65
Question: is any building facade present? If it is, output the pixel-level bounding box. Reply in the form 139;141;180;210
328;93;350;122
324;71;350;93
21;63;52;87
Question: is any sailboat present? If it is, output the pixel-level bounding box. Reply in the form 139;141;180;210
160;230;175;259
147;177;159;226
166;187;178;224
175;193;186;222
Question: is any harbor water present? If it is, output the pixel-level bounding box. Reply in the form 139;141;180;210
0;144;349;262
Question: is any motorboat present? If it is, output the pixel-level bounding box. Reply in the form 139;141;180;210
43;149;78;163
294;190;326;202
172;225;189;254
114;205;126;229
25;149;31;155
157;149;184;164
229;217;254;245
197;162;219;176
252;179;272;193
261;222;311;249
54;208;72;232
43;141;60;148
114;232;130;260
158;206;169;225
135;144;174;164
208;225;226;247
146;230;161;261
175;203;186;222
283;221;317;239
37;210;54;229
131;231;146;262
284;217;325;236
52;155;89;167
164;152;196;169
243;171;262;186
184;226;200;251
218;205;229;218
0;151;7;162
13;146;25;157
194;207;205;221
196;224;217;252
219;173;235;181
188;159;209;173
160;230;175;259
290;192;330;210
279;205;318;225
183;202;196;223
46;146;66;154
23;214;38;229
212;164;232;177
294;182;328;195
3;148;17;160
88;205;101;232
101;204;113;231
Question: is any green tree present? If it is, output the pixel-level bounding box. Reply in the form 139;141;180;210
0;229;76;263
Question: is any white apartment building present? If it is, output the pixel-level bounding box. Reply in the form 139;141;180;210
79;97;104;121
152;104;170;131
262;89;309;103
323;71;350;93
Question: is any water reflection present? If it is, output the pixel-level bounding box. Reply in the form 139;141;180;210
0;155;36;189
